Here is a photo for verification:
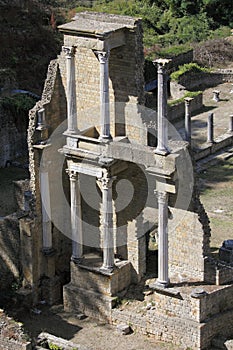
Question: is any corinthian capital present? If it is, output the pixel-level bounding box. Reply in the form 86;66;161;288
63;46;76;58
96;50;110;64
99;174;114;190
66;169;77;181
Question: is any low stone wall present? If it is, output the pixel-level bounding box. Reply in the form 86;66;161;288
205;258;233;286
111;294;202;349
194;133;233;161
178;71;233;91
168;92;203;123
112;284;233;350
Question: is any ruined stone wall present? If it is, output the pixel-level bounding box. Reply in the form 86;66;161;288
112;284;233;350
112;294;202;349
25;59;71;302
0;105;28;167
14;179;30;212
0;215;21;291
168;208;206;281
178;71;233;90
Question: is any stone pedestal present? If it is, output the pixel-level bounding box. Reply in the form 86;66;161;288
63;259;131;321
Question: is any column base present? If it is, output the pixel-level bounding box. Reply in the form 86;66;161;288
99;265;115;274
99;135;113;143
152;278;170;289
154;147;170;156
42;247;56;257
71;255;84;264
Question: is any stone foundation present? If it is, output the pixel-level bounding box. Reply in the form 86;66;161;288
64;259;132;321
112;283;233;350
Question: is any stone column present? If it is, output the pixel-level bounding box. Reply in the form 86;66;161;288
154;59;170;155
207;113;214;144
63;46;77;146
40;163;53;254
100;175;114;271
97;51;112;141
184;97;193;143
68;170;83;263
212;90;220;102
229;115;233;133
156;191;170;288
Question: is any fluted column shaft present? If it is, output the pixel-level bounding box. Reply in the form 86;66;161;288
101;175;114;271
97;51;111;141
155;59;170;155
156;191;170;287
68;170;83;262
63;46;77;146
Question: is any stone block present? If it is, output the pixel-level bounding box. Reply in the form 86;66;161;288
116;324;131;335
69;260;131;296
63;283;115;321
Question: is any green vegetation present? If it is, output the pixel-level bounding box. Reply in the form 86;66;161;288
0;94;35;119
168;91;202;106
73;0;233;60
48;343;63;350
170;63;211;81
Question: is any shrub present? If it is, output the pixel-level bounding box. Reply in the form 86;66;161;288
170;63;211;81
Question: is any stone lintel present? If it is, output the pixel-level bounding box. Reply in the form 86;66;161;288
60;145;101;160
68;160;103;178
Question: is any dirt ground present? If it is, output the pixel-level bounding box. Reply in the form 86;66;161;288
199;156;233;251
7;303;180;350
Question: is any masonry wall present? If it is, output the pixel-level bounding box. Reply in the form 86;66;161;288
112;296;202;349
178;71;233;90
0;105;28;167
59;20;146;143
25;59;72;302
112;284;233;350
0;215;21;291
168;208;206;280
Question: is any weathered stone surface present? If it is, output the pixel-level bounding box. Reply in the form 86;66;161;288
116;324;131;335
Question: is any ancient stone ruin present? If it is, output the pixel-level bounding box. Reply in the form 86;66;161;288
6;11;233;350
